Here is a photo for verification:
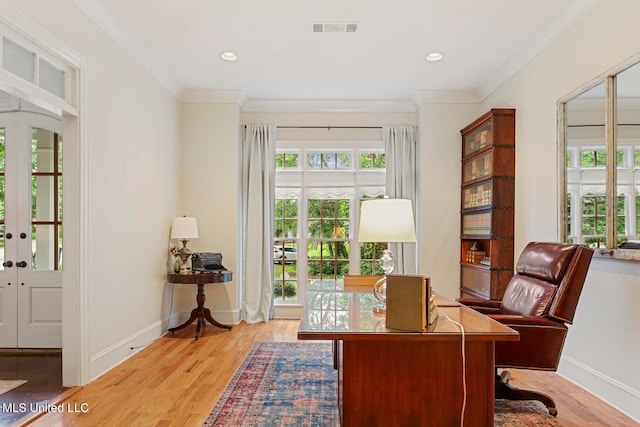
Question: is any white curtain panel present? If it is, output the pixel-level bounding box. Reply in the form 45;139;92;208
241;124;276;323
384;125;418;274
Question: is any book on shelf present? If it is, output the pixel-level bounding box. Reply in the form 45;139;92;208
386;274;438;332
467;250;486;263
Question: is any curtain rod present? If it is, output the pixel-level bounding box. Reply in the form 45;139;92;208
278;126;382;129
567;123;640;127
241;125;382;129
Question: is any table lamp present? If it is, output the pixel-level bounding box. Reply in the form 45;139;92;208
171;216;199;272
358;197;416;313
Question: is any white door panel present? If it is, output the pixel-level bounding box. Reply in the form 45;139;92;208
0;111;62;348
0;282;17;347
18;283;62;347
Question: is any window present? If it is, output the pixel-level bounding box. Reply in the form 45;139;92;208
2;37;66;99
273;139;386;306
581;194;606;248
580;149;606;167
31;128;63;270
273;198;298;301
307;198;351;284
359;152;386;169
275;153;299;169
307;152;351;169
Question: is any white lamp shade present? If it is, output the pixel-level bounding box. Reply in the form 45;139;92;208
358;198;416;243
170;217;199;239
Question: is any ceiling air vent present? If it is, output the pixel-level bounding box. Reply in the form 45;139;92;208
312;22;358;33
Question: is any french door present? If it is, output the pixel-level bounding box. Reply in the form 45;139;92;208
0;111;63;348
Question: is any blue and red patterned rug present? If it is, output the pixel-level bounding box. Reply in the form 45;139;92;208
203;342;561;427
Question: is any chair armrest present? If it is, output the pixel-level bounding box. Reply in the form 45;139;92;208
487;315;564;328
456;298;502;314
456;298;501;308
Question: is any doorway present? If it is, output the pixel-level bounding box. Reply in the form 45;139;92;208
0;94;63;348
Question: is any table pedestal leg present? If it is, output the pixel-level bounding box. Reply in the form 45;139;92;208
169;283;232;339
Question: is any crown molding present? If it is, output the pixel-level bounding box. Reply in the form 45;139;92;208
412;89;483;105
241;99;418;113
179;89;247;105
179;91;489;112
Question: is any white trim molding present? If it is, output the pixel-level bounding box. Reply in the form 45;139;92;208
0;0;89;387
559;354;640;422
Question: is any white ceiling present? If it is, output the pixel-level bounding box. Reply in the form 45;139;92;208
73;0;602;104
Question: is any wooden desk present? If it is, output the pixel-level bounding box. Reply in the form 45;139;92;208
168;271;232;339
297;284;518;426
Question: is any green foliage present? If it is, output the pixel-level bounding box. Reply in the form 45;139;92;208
307;199;350;238
274;199;298;237
580;149;623;167
273;281;297;299
581;150;606;167
307;261;350;278
275;153;299;169
359;153;386;169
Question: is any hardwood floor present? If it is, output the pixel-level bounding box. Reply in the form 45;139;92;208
11;320;638;427
0;350;65;427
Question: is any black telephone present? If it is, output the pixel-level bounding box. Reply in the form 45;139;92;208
192;252;226;272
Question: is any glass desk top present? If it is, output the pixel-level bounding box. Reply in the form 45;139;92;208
297;279;518;342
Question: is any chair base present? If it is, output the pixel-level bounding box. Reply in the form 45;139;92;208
496;370;558;417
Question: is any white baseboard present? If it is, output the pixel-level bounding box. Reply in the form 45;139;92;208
559;355;640;422
88;318;168;381
273;304;303;319
88;308;241;382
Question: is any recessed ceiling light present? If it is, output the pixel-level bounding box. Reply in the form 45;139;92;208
220;51;238;62
426;52;443;62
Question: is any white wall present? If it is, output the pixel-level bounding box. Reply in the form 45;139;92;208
3;0;182;383
482;0;640;420
416;103;480;299
179;102;241;324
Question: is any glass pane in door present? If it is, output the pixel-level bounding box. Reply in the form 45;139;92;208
32;176;55;221
31;128;62;271
31;224;57;270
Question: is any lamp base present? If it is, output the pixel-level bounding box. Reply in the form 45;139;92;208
372;276;387;315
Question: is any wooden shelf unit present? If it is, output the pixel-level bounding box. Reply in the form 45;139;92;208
459;108;516;300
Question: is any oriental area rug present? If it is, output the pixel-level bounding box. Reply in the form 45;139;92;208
202;342;562;427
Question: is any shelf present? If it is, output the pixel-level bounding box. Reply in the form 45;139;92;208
460;262;490;270
459;109;515;301
463;120;493;158
462;181;492;210
462;151;493;184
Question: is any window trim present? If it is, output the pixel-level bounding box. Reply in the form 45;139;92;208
558;56;640;261
274;140;386;306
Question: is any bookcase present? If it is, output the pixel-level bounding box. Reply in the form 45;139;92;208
459;109;515;300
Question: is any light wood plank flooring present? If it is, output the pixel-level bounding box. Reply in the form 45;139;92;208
16;320;638;427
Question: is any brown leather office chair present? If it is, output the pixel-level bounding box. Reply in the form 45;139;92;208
458;241;594;416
